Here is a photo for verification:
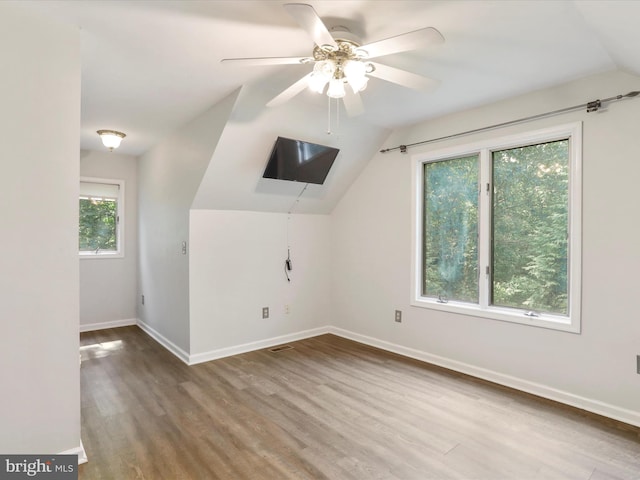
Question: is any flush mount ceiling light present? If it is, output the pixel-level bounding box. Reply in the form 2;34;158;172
97;130;126;151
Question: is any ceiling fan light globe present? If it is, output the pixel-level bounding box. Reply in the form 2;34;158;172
344;59;366;79
344;60;368;93
348;75;368;93
308;72;328;94
327;78;346;98
314;60;335;77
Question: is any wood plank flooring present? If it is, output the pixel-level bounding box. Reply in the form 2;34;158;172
79;327;640;479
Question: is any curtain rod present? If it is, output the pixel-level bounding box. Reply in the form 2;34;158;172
380;90;640;154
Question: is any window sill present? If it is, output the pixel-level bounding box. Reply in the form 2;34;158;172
79;252;123;260
411;296;580;334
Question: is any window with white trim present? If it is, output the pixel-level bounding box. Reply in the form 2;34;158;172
79;177;124;258
412;123;581;332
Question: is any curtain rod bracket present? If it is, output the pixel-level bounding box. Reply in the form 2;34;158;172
586;99;601;113
400;145;407;153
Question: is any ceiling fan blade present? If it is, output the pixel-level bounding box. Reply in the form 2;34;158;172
266;73;313;107
221;56;312;66
284;3;338;49
342;90;365;117
359;27;444;59
368;62;439;93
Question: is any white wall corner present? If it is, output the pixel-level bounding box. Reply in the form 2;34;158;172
188;326;333;365
136;319;190;365
59;439;87;465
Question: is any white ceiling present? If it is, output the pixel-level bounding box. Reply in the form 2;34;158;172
14;0;640;157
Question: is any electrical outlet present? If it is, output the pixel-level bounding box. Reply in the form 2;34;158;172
285;304;290;314
181;241;187;255
141;294;145;305
395;310;402;323
262;307;269;319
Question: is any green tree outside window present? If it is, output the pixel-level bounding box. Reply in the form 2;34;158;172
79;197;117;252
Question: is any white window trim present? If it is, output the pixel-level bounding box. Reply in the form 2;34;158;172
79;176;125;259
411;122;582;333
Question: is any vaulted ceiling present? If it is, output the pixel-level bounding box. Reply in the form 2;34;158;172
15;1;640;157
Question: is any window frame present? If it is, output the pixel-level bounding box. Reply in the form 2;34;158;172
411;123;582;333
79;176;125;259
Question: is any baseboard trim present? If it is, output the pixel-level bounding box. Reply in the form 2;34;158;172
60;439;87;465
136;319;190;365
119;320;640;428
80;318;137;333
188;326;332;365
328;326;640;428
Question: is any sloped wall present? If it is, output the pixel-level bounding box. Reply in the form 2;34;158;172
191;81;390;214
137;90;240;355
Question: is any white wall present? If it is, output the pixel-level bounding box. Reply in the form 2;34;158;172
189;210;331;359
331;70;640;425
79;150;138;330
0;3;81;453
137;90;240;354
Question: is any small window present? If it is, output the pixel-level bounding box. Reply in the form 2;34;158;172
413;123;582;333
79;177;124;258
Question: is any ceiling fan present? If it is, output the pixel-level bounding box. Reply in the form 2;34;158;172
221;3;444;117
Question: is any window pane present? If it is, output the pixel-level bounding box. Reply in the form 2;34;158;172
79;197;117;252
492;140;569;315
423;156;479;303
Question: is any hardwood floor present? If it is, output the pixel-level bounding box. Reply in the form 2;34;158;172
79;327;640;479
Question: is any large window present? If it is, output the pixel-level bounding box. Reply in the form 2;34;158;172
412;123;581;332
79;177;124;258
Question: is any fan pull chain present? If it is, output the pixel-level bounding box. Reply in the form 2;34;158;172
326;97;342;136
327;95;331;135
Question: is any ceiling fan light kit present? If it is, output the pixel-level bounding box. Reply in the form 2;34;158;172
308;39;372;98
221;3;444;117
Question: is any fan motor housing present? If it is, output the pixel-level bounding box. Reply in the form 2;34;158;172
329;26;362;46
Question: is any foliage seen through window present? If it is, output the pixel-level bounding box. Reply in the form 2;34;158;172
79;197;117;252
